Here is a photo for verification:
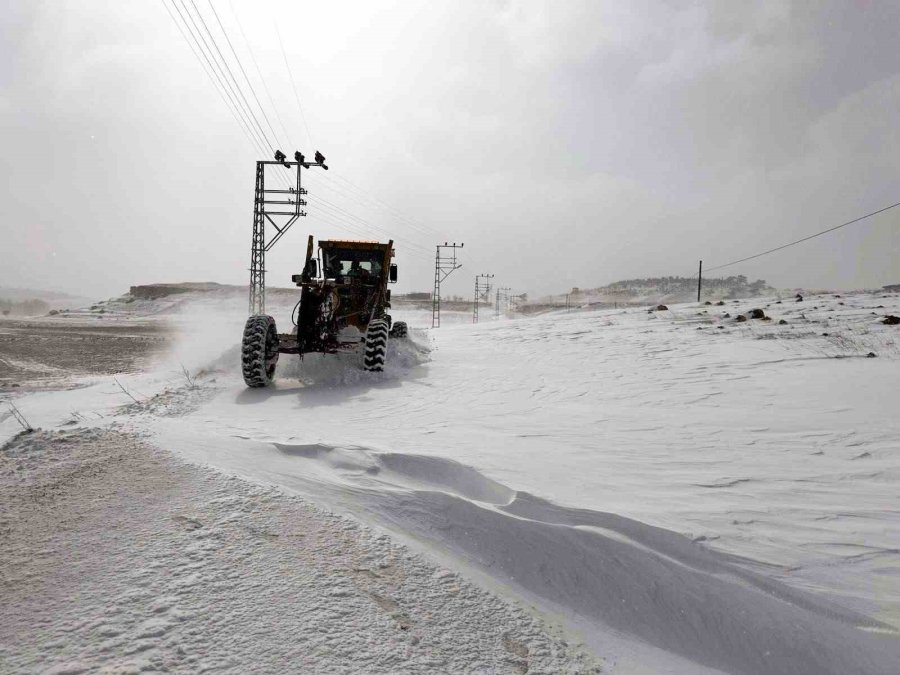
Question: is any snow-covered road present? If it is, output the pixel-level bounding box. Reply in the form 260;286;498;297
4;290;899;673
163;295;899;612
149;292;900;673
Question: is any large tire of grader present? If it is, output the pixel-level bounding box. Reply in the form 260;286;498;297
242;315;279;387
363;318;389;372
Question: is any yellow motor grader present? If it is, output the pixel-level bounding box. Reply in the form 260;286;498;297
241;236;406;387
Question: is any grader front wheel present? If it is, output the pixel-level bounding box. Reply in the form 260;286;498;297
363;319;389;372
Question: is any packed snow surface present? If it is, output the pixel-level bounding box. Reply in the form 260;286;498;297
1;428;595;673
3;289;899;673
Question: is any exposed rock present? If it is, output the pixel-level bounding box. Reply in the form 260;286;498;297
867;352;877;358
715;300;725;306
704;301;712;305
656;304;668;311
795;293;803;302
778;319;788;325
723;313;731;318
748;308;766;319
735;315;748;323
883;315;900;325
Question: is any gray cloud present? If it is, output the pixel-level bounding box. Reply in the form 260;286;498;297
1;0;898;300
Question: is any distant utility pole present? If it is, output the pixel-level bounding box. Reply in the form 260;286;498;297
697;260;703;303
473;274;494;324
496;287;511;317
432;242;464;328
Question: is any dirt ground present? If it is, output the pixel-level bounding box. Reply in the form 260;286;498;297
0;318;171;390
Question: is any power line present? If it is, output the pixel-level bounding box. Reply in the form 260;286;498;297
227;0;295;150
275;22;314;150
163;0;268;156
303;210;435;270
328;171;449;240
304;182;437;253
304;165;461;261
307;196;434;256
206;0;283;150
705;200;900;273
175;0;270;153
185;0;274;151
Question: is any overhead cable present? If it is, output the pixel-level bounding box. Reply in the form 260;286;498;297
227;0;295;149
185;0;274;150
704;200;900;273
274;21;314;150
206;0;283;150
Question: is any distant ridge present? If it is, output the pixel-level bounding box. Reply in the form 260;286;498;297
127;282;295;301
0;286;92;303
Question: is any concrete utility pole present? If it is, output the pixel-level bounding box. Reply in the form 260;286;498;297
432;242;464;328
697;260;703;302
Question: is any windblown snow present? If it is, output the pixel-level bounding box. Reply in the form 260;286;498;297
2;288;899;674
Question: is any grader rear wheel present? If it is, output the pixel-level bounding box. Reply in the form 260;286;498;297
389;321;408;338
242;315;279;387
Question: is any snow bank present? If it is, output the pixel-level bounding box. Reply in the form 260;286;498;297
234;442;900;675
0;428;598;673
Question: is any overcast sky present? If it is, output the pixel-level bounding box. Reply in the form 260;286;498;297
2;0;898;300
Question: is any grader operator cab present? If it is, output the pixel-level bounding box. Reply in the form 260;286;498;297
241;236;407;388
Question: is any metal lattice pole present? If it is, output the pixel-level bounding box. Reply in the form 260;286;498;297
432;242;464;328
433;248;441;327
496;287;511;317
473;276;479;324
249;161;266;315
473;273;493;324
247;151;326;316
